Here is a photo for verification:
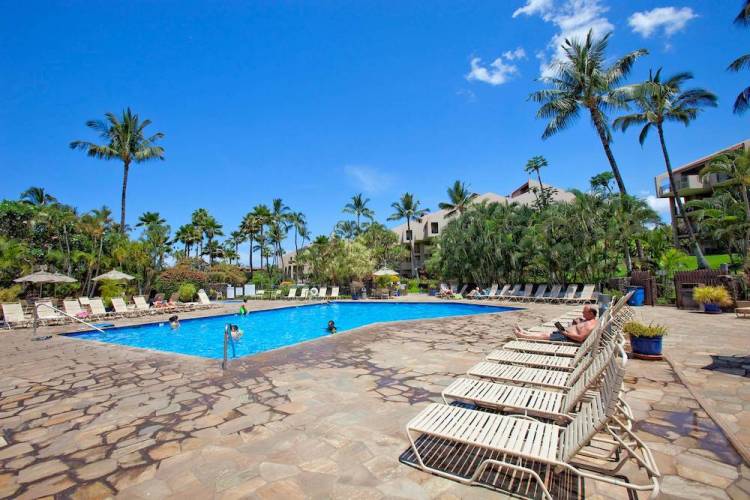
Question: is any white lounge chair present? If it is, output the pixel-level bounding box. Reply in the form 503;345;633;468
530;284;547;302
499;284;520;301
318;286;327;299
111;297;138;318
2;303;31;329
89;298;113;319
566;284;596;304
330;287;339;299
287;288;298;299
557;284;579;303
133;296;154;314
509;283;533;302
36;300;66;325
539;284;562;303
406;355;659;499
478;284;499;300
299;288;309;300
63;299;85;318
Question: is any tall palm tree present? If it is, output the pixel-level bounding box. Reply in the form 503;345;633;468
191;208;209;256
250;204;272;270
20;186;57;206
388;192;429;277
240;212;262;275
342;194;375;234
438;180;475;215
288;212;307;255
614;69;717;268
530;30;647;196
523;157;552;208
270;198;291;261
136;211;166;229
589;171;615;196
334;220;358;239
175;224;198;258
70;108;165;230
229;230;245;265
729;1;750;114
202;216;224;265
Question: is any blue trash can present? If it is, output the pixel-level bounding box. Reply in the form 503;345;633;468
627;286;645;306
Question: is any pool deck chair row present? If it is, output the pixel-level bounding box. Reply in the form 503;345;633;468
404;295;659;498
285;286;339;300
469;283;597;303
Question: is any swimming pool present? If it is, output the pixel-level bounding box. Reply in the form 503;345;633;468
68;302;517;359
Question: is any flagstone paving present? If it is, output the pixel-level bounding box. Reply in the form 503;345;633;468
0;299;748;498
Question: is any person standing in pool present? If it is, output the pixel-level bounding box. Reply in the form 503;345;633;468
239;299;249;316
327;320;337;334
169;315;180;330
230;324;243;340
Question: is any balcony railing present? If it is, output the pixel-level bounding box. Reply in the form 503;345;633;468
656;174;712;197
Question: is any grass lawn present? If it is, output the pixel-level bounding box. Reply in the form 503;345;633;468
677;254;735;270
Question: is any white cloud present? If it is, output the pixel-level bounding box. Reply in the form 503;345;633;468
513;0;554;18
511;0;614;78
503;47;527;60
645;194;671;221
466;47;526;86
344;165;393;194
628;7;697;38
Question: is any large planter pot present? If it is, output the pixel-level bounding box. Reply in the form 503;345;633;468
704;303;722;314
630;335;663;356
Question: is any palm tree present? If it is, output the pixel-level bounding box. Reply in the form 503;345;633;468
175;224;198;257
270;198;291;261
240;212;262;275
700;149;750;257
729;1;750;113
388;192;429;277
136;211;166;229
288;212;307;255
438;180;475;215
20;186;57;206
530;30;647;196
202;216;224;264
523;157;553;209
229;230;245;265
250;204;272;270
614;69;717;269
589;171;615;196
334;220;358;239
70;108;165;230
342;194;375;233
191;208;209;256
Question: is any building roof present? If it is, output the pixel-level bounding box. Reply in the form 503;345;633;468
668;139;749;176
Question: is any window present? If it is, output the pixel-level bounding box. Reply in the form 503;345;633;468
405;230;412;241
430;222;439;234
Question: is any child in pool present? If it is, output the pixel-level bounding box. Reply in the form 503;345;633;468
327;320;337;334
230;324;243;340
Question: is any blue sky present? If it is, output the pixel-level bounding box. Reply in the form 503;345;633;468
1;0;747;256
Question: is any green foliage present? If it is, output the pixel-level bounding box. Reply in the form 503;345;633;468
178;283;197;302
207;263;247;286
374;275;392;288
623;321;668;338
297;238;375;284
0;285;22;302
97;279;125;308
693;285;732;306
356;222;405;269
658;248;690;277
155;266;208;296
0;201;36;240
406;279;422;293
435;193;660;286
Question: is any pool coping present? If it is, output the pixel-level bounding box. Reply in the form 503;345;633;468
59;301;523;364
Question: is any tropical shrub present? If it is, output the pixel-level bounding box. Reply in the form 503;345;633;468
623;321;668;338
692;286;732;306
155;266;208;296
0;285;22;302
374;275;391;288
178;283;197;302
208;263;247;286
97;279;125;308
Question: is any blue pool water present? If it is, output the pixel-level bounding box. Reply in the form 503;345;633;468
68;302;516;359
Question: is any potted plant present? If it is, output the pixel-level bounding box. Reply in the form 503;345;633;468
623;321;668;357
692;285;732;313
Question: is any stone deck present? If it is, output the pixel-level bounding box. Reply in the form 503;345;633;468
0;299;748;499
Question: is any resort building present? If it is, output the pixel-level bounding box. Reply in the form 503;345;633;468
279;248;308;281
391;180;575;276
653;139;746;246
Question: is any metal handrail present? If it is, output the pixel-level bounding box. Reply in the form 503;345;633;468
222;323;236;369
35;302;105;334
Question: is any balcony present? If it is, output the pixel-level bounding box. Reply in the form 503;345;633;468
655;174;713;198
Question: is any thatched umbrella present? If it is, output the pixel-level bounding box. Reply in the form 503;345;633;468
92;270;135;282
14;270;77;340
373;267;398;276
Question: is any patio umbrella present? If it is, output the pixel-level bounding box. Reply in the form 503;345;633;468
14;270;77;340
92;269;135;282
373;267;398;276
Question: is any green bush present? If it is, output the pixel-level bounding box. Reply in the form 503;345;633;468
155;266;208;296
178;283;197;302
0;285;22;302
406;279;421;293
97;279;125;308
374;275;392;288
208;263;247;286
623;321;668;338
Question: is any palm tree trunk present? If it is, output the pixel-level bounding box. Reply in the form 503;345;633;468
590;108;628;195
407;219;416;278
248;236;254;277
657;125;710;269
120;160;130;231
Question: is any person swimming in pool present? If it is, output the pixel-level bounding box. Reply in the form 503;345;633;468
239;299;248;316
169;315;180;330
327;320;336;334
230;324;243;340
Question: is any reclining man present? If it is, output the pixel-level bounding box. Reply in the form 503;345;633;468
514;304;598;343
